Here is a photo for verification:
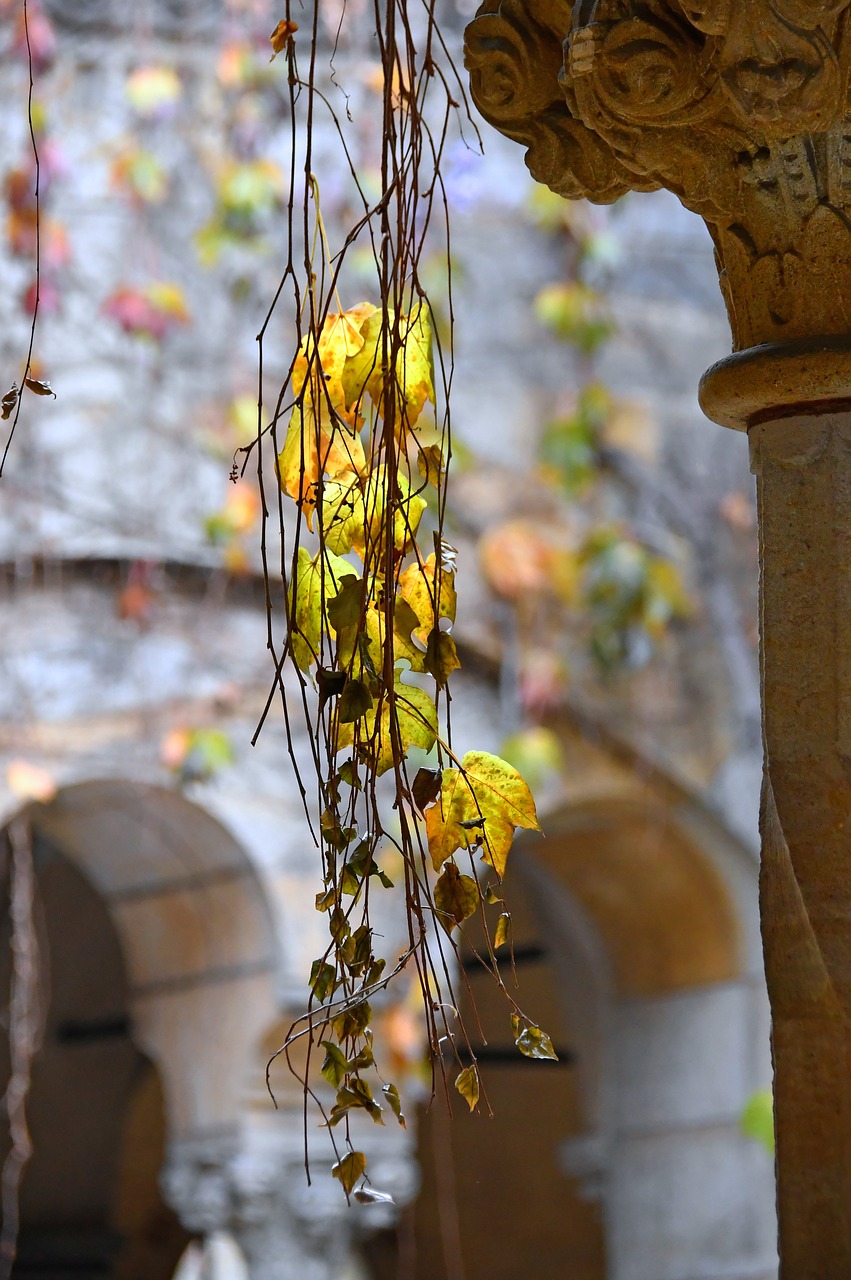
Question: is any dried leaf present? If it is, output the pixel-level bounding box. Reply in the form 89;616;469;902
1;384;19;420
455;1064;479;1112
24;376;55;398
434;862;479;934
515;1024;558;1061
269;18;298;58
354;1185;396;1205
412;767;442;812
332;1150;366;1195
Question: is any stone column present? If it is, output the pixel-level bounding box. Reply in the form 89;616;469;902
464;2;851;1275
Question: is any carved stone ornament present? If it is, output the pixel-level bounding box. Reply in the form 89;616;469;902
464;0;851;358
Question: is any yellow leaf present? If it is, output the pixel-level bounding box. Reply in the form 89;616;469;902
287;546;354;671
455;1064;479;1112
278;408;365;528
425;751;540;875
494;912;511;949
396;304;435;427
335;679;438;776
295;304;377;430
434;862;479;934
321;469;425;561
399;553;456;643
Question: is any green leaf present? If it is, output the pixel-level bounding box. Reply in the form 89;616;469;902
434;862;479;934
426;751;540;875
515;1024;558;1061
338;679;373;723
309;959;336;1000
455;1064;479;1112
320;1040;349;1088
332;1150;366;1195
331;999;372;1042
494;912;511;949
382;1083;406;1128
741;1089;775;1156
336;679;438;776
327;574;364;631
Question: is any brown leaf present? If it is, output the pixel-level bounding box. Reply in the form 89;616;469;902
434;862;479;934
269;18;298;59
515;1023;558;1061
24;376;56;398
412;767;441;812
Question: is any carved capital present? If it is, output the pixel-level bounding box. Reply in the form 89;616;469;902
465;0;851;355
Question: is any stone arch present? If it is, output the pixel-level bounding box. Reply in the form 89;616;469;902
532;795;742;998
20;778;280;1139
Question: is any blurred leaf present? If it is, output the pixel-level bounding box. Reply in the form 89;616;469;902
534;282;613;354
24;377;55;398
500;727;564;793
741;1089;775;1156
494;913;511;949
125;66;182;116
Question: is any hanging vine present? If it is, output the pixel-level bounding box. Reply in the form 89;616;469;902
247;6;555;1197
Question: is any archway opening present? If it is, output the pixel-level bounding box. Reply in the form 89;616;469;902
0;835;189;1279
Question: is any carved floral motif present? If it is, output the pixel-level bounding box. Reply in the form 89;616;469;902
464;0;851;348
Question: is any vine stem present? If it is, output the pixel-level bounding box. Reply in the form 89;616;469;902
0;0;42;479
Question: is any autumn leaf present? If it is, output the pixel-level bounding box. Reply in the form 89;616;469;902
494;912;511;949
278;406;366;526
514;1023;558;1061
399;553;456;642
332;1150;366;1196
412;767;442;812
425;751;540;875
336;678;438;776
24;377;55;398
382;1083;406;1128
269;18;298;59
287;546;353;671
434;862;479;934
1;384;18;419
396;303;435;426
455;1064;480;1112
424;628;460;686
